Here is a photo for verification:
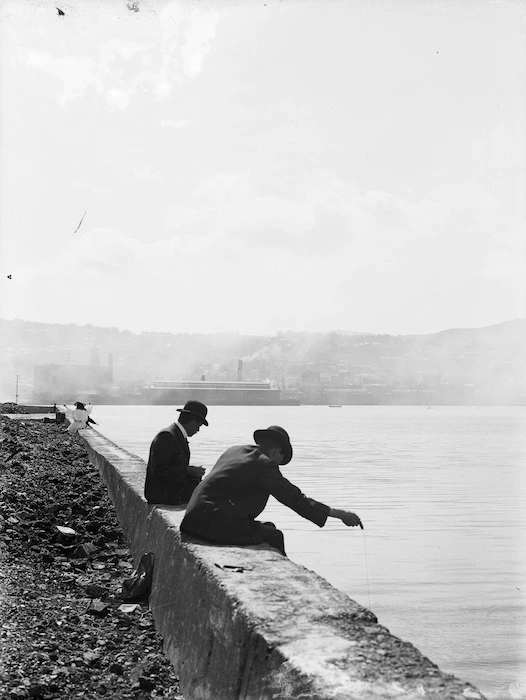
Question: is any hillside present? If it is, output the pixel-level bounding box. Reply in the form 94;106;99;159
0;318;524;404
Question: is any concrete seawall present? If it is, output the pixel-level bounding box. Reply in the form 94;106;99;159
80;428;486;700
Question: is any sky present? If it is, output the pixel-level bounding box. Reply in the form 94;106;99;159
0;0;524;336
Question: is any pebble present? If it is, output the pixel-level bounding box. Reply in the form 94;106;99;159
109;662;124;675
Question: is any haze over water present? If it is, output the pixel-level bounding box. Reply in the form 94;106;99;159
94;405;526;699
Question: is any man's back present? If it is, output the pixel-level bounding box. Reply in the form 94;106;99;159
144;423;192;505
185;444;273;518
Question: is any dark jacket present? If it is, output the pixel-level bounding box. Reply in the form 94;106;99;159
144;423;200;505
180;444;330;544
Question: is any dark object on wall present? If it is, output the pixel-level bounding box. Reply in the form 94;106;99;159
121;552;154;602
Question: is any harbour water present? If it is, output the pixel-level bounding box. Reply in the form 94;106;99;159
93;405;526;699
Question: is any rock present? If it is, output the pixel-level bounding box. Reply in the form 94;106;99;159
9;687;26;699
86;601;109;617
85;583;109;598
118;603;140;614
115;611;133;626
74;542;97;558
139;675;156;691
109;662;124;675
56;525;77;537
83;650;101;665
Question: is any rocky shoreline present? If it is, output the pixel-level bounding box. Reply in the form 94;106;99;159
0;406;184;700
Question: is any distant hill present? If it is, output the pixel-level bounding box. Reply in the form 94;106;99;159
0;317;524;404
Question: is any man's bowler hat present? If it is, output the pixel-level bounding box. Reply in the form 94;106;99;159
177;400;209;426
253;425;293;465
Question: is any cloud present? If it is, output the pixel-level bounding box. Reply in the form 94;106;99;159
132;164;156;181
11;3;220;108
153;2;219;98
68;228;175;272
180;7;220;79
159;167;525;327
248;211;352;255
160;118;190;129
84;258;122;274
163;171;409;259
24;49;100;106
105;87;131;109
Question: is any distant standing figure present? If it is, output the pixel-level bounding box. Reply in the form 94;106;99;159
144;400;209;506
66;401;93;434
181;425;363;556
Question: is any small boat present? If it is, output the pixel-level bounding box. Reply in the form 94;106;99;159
328;404;342;408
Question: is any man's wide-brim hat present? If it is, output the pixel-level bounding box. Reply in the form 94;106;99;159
253;425;293;465
177;400;208;426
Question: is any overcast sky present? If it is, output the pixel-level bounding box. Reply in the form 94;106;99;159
0;0;524;336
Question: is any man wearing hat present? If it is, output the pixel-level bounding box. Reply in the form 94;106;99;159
180;425;362;555
144;400;209;505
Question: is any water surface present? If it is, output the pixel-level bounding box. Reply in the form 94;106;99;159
93;405;526;699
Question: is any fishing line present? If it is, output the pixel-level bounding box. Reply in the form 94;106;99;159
362;528;372;610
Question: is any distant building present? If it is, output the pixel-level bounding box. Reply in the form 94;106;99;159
33;352;113;401
300;387;374;405
301;370;321;386
329;374;346;387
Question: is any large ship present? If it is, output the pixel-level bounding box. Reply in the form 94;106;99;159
140;379;297;406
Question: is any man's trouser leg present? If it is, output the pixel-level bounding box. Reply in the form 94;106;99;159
260;522;286;556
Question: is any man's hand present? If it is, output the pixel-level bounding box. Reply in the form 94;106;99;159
186;465;205;479
329;508;363;529
341;511;363;528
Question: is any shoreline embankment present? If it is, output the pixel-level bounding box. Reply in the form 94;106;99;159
78;423;486;700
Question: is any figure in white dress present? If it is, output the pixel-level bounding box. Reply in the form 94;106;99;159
65;401;94;434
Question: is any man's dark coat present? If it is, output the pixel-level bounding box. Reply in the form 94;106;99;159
144;423;200;505
180;444;330;544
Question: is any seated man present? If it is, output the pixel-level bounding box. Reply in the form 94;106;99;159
180;425;362;556
144;400;208;506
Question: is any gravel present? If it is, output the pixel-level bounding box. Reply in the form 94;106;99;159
0;409;184;700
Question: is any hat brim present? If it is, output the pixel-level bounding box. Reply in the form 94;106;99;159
177;408;208;426
253;428;292;465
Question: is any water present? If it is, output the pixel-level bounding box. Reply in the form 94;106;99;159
92;405;526;699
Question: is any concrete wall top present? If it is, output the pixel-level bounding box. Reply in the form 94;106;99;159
80;428;486;700
1;413;55;420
